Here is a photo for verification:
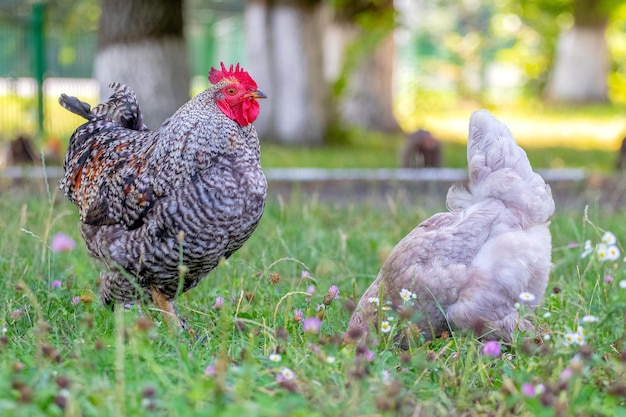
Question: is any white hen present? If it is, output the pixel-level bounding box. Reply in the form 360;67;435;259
347;110;555;343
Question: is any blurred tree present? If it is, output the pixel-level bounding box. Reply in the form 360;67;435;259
401;0;524;109
607;4;626;102
436;1;503;102
47;0;100;77
544;0;613;102
329;0;399;133
521;0;625;103
245;0;399;144
95;0;190;128
400;0;626;110
245;0;328;145
48;0;100;32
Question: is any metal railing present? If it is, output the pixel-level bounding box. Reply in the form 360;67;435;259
0;2;244;144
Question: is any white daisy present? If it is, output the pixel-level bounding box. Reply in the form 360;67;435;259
581;240;593;258
281;367;295;380
606;245;621;261
325;356;336;364
574;333;585;345
543;312;551;318
399;288;416;301
601;231;617;245
563;332;577;345
269;353;282;362
367;297;380;305
596;243;608;261
380;321;392;333
580;315;598;323
519;292;536;302
564;327;586;346
620;280;626;289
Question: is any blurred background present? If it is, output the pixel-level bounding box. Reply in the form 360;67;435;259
1;0;626;171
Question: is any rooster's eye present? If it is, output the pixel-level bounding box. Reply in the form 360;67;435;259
226;88;236;95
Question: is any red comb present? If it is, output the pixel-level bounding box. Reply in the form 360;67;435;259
209;62;256;87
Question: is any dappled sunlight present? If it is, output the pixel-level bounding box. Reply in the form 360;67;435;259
417;114;626;151
395;92;626;151
9;90;626;155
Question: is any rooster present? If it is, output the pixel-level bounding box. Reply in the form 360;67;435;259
347;110;554;344
59;63;267;332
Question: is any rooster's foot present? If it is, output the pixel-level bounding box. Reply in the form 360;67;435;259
151;286;196;336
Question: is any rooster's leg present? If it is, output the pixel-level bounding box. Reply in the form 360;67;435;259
151;286;195;335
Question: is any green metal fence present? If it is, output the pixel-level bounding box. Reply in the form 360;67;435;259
0;1;244;147
0;1;98;144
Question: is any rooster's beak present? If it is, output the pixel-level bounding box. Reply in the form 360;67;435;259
247;89;267;100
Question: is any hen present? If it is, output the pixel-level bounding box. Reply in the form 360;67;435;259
59;63;267;332
347;110;554;344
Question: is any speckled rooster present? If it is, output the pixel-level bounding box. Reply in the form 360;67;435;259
59;63;267;332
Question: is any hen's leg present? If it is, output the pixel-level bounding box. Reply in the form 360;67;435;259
150;286;195;335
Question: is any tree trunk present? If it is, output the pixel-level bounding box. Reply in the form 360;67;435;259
336;29;399;132
95;0;190;129
545;0;608;103
245;0;328;145
545;24;608;103
328;3;399;133
245;0;273;139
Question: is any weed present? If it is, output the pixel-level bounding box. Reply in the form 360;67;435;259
0;189;625;416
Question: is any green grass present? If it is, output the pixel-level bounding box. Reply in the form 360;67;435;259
261;136;621;172
3;92;626;172
234;100;626;172
1;185;626;416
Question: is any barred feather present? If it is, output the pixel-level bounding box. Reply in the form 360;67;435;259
60;77;266;306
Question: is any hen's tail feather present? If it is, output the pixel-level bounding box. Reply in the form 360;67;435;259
59;94;93;120
58;82;148;131
447;110;554;225
91;82;148;131
466;110;532;182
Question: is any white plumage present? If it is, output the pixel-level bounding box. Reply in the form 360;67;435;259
347;110;555;343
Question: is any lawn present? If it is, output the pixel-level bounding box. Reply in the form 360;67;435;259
2;92;626;173
261;138;622;172
1;185;625;416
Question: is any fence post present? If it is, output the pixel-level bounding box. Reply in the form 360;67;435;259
31;2;46;139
